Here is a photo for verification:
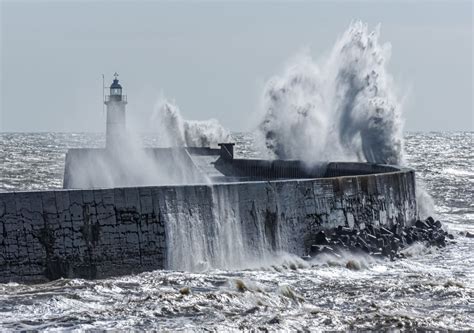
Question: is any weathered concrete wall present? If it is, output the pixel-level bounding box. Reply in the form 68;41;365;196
0;188;167;283
0;165;416;283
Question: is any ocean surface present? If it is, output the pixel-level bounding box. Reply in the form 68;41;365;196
0;131;473;331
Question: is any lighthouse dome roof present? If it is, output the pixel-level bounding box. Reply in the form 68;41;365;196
110;79;122;89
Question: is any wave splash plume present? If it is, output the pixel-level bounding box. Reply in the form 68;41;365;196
258;21;403;166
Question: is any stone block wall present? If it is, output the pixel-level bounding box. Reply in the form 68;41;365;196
0;165;417;283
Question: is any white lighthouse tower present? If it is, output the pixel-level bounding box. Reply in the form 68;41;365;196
104;73;127;149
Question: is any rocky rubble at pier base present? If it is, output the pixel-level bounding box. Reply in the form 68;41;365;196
309;217;455;260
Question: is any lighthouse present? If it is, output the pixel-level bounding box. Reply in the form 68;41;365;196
104;73;127;148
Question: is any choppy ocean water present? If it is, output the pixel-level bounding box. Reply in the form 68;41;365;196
0;131;472;330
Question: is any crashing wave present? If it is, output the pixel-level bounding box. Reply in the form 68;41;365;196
258;21;403;166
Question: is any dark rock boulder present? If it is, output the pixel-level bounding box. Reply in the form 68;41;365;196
314;230;329;245
307;216;453;261
415;220;430;230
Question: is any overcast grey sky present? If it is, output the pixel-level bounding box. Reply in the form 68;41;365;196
1;0;472;132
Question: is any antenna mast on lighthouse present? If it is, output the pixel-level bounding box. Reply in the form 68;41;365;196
102;74;106;115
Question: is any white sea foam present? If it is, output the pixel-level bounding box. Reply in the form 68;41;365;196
443;167;474;178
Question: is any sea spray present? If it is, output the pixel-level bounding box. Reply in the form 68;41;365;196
64;130;206;188
151;100;186;147
152;98;230;148
66;96;230;188
258;21;402;166
164;185;296;271
416;179;435;219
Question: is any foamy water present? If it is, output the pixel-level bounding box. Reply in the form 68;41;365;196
0;131;472;330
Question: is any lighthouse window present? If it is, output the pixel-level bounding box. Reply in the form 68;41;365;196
111;88;121;95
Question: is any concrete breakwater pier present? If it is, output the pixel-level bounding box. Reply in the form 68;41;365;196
0;148;417;283
0;76;418;283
